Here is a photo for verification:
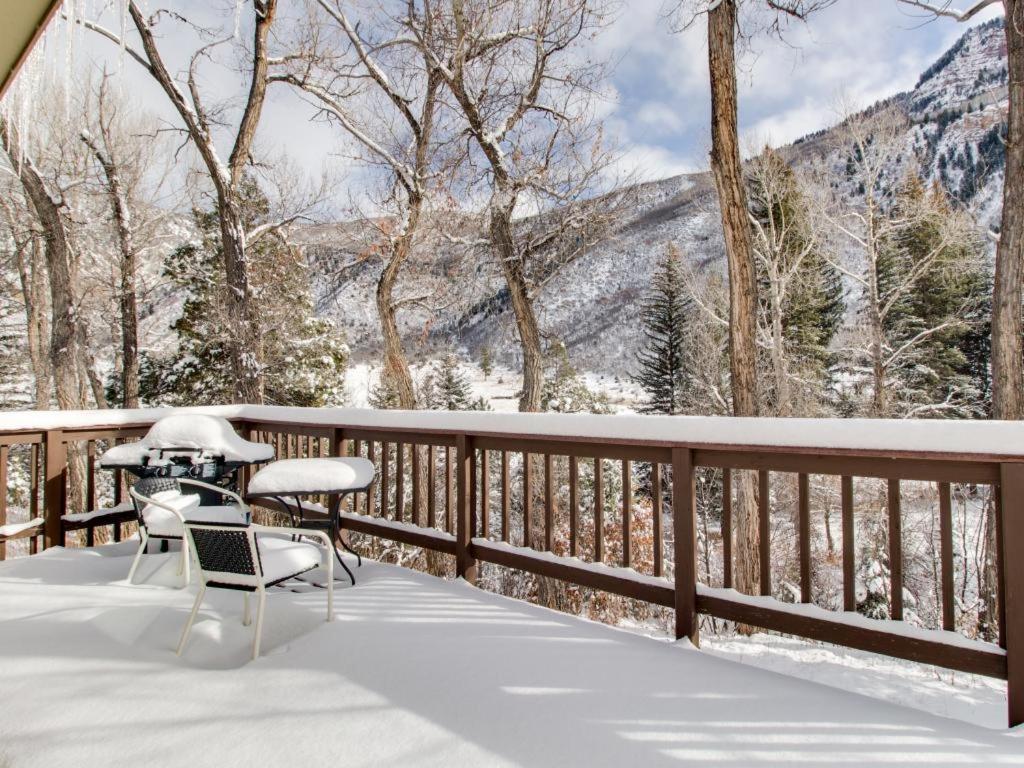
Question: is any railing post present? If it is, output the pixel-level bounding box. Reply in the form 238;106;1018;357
43;430;66;549
455;434;478;582
999;462;1024;728
672;447;698;645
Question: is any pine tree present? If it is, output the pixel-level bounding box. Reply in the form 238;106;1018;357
633;245;692;415
479;345;494;379
421;353;488;411
542;343;611;414
878;177;990;417
140;178;348;406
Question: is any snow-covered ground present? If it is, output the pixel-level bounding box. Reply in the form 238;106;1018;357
0;543;1020;767
344;359;665;414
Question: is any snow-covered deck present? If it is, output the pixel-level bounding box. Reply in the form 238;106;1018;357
0;545;1021;767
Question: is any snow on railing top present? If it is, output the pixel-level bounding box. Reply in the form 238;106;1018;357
0;404;1022;460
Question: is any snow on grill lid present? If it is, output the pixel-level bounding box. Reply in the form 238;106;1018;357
248;457;376;496
99;414;274;466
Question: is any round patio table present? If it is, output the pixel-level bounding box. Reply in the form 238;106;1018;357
246;457;376;585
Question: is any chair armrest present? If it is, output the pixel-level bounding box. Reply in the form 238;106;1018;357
177;478;249;510
253;525;333;550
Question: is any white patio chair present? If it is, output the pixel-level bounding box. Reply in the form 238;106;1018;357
127;477;249;587
177;520;334;660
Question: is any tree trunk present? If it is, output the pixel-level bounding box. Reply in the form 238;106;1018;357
992;0;1024;422
82;131;140;408
490;191;544;413
707;0;761;601
377;210;421;411
1;120;81;413
14;237;51;409
219;198;264;403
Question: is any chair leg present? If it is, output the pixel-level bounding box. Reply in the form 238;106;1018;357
176;584;206;656
127;531;148;584
243;593;252;626
251;590;267;660
180;538;191;587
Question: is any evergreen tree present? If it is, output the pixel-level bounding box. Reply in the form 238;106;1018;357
543;343;611;414
633;245;692;414
421;353;488;411
140;178;348;406
878;177;990;417
479;345;494;379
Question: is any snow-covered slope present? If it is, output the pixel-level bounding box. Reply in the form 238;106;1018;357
303;18;1009;378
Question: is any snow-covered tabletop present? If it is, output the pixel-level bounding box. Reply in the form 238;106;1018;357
248;457;375;497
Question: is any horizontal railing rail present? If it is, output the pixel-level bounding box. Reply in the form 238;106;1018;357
0;405;1019;726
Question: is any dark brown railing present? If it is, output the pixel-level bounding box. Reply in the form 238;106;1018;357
0;407;1020;727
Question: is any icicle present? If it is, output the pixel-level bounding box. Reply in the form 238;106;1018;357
233;0;244;40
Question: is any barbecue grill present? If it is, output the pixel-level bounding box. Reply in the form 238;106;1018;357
99;414;274;504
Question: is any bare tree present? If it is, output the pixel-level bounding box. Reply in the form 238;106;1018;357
818;105;983;417
80;91;135;408
83;1;281;403
898;0;1021;420
1;118;83;414
276;0;452;410
746;146;832;416
405;0;615;413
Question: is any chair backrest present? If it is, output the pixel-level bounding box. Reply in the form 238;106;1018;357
129;478;201;539
184;522;263;589
129;476;181;519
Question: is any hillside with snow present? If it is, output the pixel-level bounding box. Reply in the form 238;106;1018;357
302;17;1009;382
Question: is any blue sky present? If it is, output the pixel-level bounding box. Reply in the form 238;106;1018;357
64;0;1005;202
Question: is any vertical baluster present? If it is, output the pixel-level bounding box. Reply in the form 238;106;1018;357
888;479;903;620
652;462;663;578
368;442;377;517
569;455;579;557
841;476;855;612
113;439;123;507
427;445;437;528
480;449;490;539
594;458;604;563
85;441;97;546
396;442;405;523
622;459;631;568
0;445;7;561
798;472;811;604
938;482;955;632
352;440;362;515
30;443;39;521
412;444;422;527
523;452;532;547
501;451;510;543
469;448;478;536
382;442;392;519
86;441;96;512
721;468;731;588
758;470;770;597
544;453;554;552
445;447;454;534
997;486;1007;650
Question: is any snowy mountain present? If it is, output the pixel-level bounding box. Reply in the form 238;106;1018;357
305;18;1010;377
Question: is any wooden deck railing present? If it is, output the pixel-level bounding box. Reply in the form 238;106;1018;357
0;406;1020;727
